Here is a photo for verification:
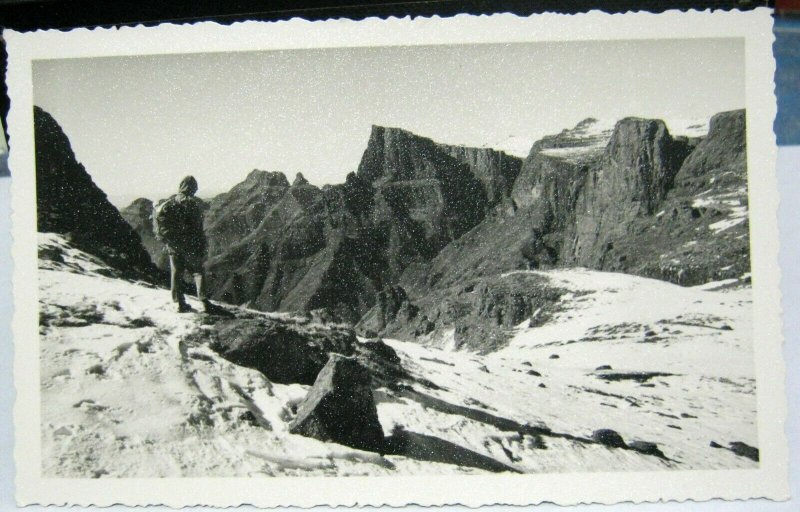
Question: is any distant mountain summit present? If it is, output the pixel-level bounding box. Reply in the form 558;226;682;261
34;106;157;280
533;117;616;163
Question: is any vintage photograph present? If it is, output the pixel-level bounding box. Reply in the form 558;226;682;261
8;9;786;508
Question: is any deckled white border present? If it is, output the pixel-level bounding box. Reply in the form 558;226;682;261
6;8;787;507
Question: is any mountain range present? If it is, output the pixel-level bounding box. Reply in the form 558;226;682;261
34;105;749;347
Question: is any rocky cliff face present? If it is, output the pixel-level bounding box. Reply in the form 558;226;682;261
358;126;495;250
205;170;291;258
120;198;169;271
380;110;748;344
566;118;693;267
600;110;750;285
436;143;522;206
198;127;523;322
34;106;157;280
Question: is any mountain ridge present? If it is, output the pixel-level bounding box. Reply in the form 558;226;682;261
47;106;748;338
34;106;158;281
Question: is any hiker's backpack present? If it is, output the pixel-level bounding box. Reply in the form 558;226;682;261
152;195;180;243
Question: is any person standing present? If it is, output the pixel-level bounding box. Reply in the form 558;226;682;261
155;175;213;313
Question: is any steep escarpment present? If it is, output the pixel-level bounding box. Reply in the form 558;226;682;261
358;126;494;249
198;127;523;322
34;106;157;280
382;111;748;343
566;118;694;268
598;110;750;284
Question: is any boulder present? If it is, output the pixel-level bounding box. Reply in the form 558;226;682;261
592;429;626;448
354;338;408;389
207;318;356;385
729;441;759;462
628;440;665;458
289;355;385;453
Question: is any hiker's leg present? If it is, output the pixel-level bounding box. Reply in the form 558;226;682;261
193;271;206;302
170;253;185;304
184;255;206;302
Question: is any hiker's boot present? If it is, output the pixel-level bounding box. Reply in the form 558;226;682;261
177;301;194;313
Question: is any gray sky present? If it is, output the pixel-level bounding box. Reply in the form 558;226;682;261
32;38;744;206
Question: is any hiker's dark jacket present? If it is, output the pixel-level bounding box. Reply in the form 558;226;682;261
157;193;207;259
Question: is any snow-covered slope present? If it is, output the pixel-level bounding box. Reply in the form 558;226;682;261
532;117;709;165
38;234;757;477
537;118;617;163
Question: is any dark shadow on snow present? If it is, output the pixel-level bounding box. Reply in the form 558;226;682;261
383;428;521;474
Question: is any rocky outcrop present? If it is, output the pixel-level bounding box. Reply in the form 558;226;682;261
204;169;291;258
289;354;386;452
359;272;566;353
436;144;522;206
34;106;157;280
199;127;523;322
206;316;357;385
120;198;169;271
567;118;693;267
589;110;750;284
674;110;746;188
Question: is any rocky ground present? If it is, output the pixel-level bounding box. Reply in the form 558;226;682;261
39;234;757;477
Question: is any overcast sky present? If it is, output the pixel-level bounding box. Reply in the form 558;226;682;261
33;38;744;206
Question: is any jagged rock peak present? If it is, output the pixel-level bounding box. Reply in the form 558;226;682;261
292;172;310;187
708;109;746;138
357;124;442;184
244;169;290;188
125;197;154;212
